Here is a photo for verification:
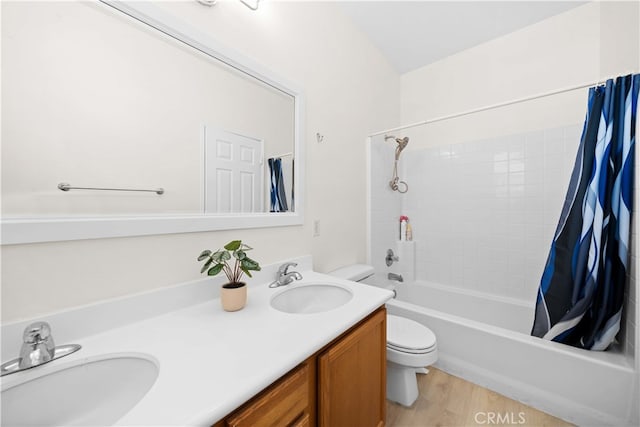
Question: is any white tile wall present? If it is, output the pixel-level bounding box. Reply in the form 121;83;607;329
393;125;581;302
370;123;637;358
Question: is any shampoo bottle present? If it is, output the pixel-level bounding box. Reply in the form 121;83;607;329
399;215;409;241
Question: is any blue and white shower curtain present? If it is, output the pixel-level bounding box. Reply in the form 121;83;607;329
268;157;289;212
532;74;639;350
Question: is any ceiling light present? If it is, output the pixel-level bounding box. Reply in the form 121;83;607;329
196;0;217;6
239;0;260;11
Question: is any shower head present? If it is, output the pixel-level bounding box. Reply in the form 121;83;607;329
386;135;409;160
396;136;409;151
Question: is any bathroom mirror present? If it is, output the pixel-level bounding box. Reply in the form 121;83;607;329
1;1;304;244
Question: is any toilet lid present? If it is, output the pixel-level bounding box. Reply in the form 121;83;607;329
387;315;436;352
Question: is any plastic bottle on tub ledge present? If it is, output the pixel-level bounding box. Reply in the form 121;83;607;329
406;221;413;241
399;215;408;241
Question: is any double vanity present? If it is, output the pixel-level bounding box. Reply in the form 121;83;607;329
1;257;393;426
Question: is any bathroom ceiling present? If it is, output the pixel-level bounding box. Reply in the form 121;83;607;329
338;1;586;74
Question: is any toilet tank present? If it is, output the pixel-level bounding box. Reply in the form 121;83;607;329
328;264;375;282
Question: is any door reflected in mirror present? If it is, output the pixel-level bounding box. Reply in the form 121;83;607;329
1;1;295;218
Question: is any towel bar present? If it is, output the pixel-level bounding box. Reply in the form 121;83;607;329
57;183;164;195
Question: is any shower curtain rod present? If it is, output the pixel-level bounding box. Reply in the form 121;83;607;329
369;74;630;137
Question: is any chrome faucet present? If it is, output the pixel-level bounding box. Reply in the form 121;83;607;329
1;321;81;377
269;262;303;288
19;321;55;369
388;272;404;282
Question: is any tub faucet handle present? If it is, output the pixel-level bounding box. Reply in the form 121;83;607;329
386;249;399;266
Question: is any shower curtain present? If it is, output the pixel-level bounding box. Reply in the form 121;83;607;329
532;74;639;350
268;157;289;212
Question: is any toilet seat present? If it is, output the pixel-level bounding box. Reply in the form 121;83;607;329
387;315;436;354
387;342;436;354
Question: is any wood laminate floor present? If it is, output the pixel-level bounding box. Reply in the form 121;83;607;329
386;368;573;427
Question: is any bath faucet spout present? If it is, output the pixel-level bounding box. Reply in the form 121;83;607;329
388;273;403;283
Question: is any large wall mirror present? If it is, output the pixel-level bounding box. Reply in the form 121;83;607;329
1;1;304;244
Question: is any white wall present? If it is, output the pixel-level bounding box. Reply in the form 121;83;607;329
0;1;400;321
392;1;638;361
400;2;638;149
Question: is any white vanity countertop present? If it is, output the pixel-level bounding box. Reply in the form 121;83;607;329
3;270;393;426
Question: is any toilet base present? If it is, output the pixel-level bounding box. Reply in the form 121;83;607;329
386;361;422;407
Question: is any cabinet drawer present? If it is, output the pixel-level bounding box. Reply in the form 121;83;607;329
291;413;310;427
226;363;309;427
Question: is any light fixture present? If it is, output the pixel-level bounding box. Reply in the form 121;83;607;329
195;0;260;11
239;0;260;11
196;0;217;6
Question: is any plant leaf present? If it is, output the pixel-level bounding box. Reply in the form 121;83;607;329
200;258;213;273
197;250;211;261
224;240;242;251
207;263;224;276
234;250;246;260
241;258;260;271
240;266;253;278
211;250;231;263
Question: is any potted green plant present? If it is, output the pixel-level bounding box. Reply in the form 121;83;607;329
197;240;261;311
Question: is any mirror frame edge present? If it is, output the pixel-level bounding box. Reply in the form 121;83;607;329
1;0;305;245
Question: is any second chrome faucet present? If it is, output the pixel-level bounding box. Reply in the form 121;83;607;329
269;262;303;288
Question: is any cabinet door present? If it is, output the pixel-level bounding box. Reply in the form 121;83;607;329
318;308;386;427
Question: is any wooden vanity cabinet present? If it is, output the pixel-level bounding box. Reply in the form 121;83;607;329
317;307;386;427
214;307;386;427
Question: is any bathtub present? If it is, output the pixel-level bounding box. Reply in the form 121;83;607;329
364;275;637;426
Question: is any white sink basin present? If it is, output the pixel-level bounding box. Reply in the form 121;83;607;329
271;283;353;314
1;353;158;426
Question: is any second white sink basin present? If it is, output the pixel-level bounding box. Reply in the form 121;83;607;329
1;353;158;426
271;283;353;314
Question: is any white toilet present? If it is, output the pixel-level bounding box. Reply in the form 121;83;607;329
329;264;438;407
